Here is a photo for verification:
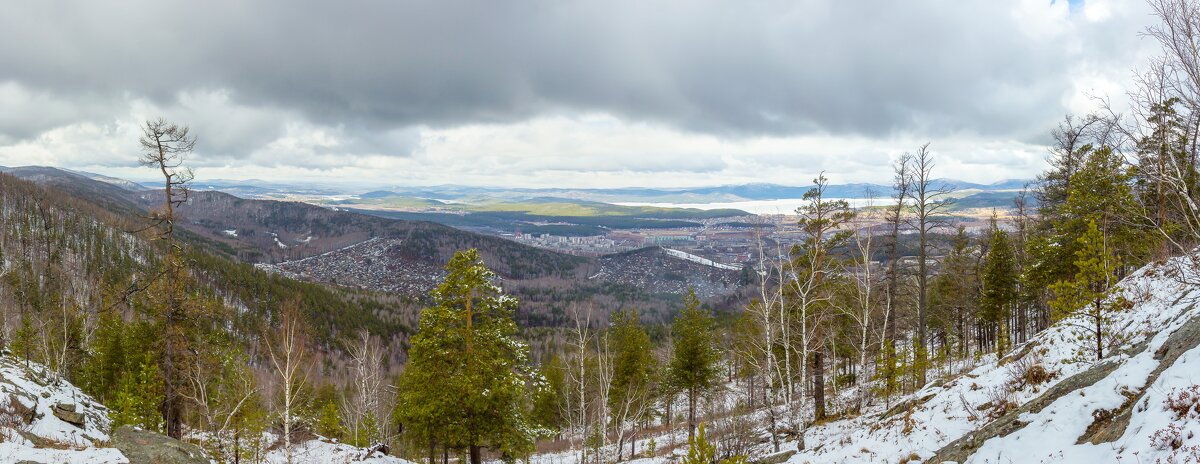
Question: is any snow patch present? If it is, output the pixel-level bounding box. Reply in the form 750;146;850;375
0;443;127;463
264;438;414;464
661;247;741;270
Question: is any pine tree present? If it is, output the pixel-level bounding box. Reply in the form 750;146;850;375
608;309;656;459
314;389;346;441
1050;220;1123;361
668;290;721;442
396;249;541;464
905;144;955;385
680;422;717;464
530;355;565;435
929;226;978;359
138;118;197;439
791;172;855;421
882;153;912;403
1031;146;1150;291
1134;97;1196;245
979;222;1018;354
111;352;165;431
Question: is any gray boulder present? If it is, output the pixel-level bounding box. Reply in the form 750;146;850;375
52;402;85;427
110;425;211;464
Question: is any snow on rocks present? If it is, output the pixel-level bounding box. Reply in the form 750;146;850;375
785;254;1200;463
0;354;126;463
0;353;416;464
263;438;413;464
0;443;128;464
0;356;112;446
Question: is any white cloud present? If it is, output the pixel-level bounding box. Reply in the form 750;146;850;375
0;0;1162;188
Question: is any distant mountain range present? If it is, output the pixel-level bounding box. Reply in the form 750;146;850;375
189;176;1031;204
0;165;1033;208
349;179;1033;209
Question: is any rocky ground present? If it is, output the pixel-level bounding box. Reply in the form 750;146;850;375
0;354;409;464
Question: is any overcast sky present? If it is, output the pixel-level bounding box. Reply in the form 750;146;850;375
0;0;1160;188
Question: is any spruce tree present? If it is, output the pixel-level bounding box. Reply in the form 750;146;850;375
396;249;541;464
668;290;721;442
929;226;978;359
979;223;1018;354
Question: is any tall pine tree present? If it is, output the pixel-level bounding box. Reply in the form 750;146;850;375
668;290;721;442
979;222;1018;354
396;249;542;464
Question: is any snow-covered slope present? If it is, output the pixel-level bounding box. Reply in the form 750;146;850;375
0;354;414;464
784;255;1200;463
0;354;125;463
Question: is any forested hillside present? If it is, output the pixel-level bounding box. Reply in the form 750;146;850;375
6;166;754;328
0;164;422;461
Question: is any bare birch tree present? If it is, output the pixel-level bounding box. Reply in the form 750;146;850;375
563;304;593;464
267;301;310;464
844;193;882;412
345;330;387;447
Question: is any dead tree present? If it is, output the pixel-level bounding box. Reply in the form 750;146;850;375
882;153;911;403
905;143;954;386
138;117;195;439
1135;0;1200;274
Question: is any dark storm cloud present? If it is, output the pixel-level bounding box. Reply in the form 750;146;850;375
0;0;1141;144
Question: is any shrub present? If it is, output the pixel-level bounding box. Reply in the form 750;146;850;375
1164;385;1200;420
712;413;757;460
1151;423;1185;451
1006;353;1054;390
985;385;1018;419
0;394;32;441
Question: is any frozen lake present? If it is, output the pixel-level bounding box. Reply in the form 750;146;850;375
616;198;896;215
